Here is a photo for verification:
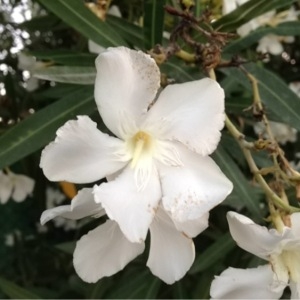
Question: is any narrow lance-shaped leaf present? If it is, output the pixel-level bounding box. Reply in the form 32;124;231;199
143;0;166;49
0;86;96;170
37;0;127;47
221;64;300;131
212;145;262;219
33;66;96;85
0;277;40;299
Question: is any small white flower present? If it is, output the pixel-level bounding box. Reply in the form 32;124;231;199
222;0;298;55
0;170;35;204
210;211;300;299
41;188;208;284
254;121;297;145
40;47;232;244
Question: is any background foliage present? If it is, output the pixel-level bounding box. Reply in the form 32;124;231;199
0;0;300;298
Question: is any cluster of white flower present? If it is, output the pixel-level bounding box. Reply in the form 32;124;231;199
0;170;34;204
40;47;233;284
210;212;300;299
223;0;299;55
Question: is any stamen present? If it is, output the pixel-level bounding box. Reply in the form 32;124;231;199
130;131;152;168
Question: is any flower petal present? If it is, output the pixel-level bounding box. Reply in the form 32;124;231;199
40;116;128;183
147;207;195;284
227;211;293;259
145;78;225;156
173;212;209;238
11;174;35;202
290;212;300;238
73;220;145;283
159;144;233;223
210;265;285;299
0;172;13;204
290;281;300;299
94;47;160;138
41;188;104;225
94;166;161;243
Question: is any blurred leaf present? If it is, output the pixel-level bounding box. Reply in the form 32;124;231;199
20;14;65;31
35;83;82;100
0;86;95;169
38;0;127;47
33;66;96;84
212;145;262;218
224;21;300;54
161;58;203;82
0;277;40;299
107;270;160;299
143;0;166;49
213;0;295;32
221;64;300;131
172;282;189;299
29;50;96;66
189;233;235;274
55;241;76;254
107;15;144;49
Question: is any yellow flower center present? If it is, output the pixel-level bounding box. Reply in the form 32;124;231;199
130;131;153;168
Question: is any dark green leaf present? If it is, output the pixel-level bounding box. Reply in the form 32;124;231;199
38;0;127;47
143;0;166;49
224;21;300;54
189;233;235;274
0;87;96;169
29;50;96;66
221;64;300;131
0;277;40;299
212;145;262;218
33;66;96;84
213;0;295;32
107;15;144;49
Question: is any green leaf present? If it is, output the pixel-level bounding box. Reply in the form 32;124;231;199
143;0;166;49
224;21;300;54
213;0;295;32
107;270;160;299
33;66;96;84
38;0;127;47
221;64;300;131
189;233;235;274
107;15;144;49
29;50;96;66
212;145;262;219
161;58;203;82
0;277;40;299
0;86;95;169
55;241;76;254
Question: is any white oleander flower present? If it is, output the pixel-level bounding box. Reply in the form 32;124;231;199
210;211;300;299
254;121;297;145
40;47;233;245
0;170;35;204
41;188;208;284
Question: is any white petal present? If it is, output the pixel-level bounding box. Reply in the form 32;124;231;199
173;212;209;238
210;265;285;299
41;188;104;225
147;207;195;284
227;211;292;259
290;281;300;299
94;166;161;243
0;173;13;204
73;220;145;283
290;212;300;238
94;47;160;138
11;174;35;202
88;40;105;54
40;116;128;183
160;144;233;223
145;78;225;156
